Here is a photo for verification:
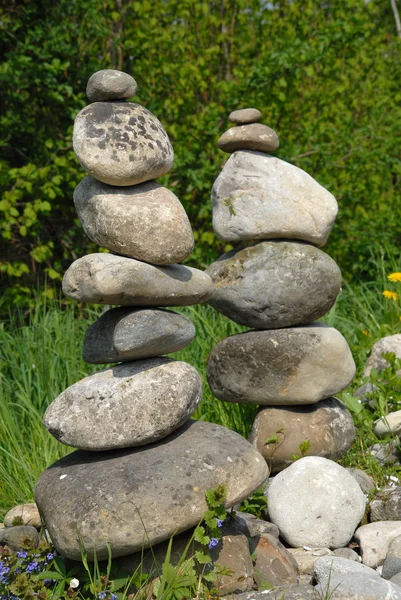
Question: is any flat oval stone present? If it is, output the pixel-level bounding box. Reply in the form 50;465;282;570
74;177;194;264
43;358;202;450
218;124;279;154
212;151;338;247
83;307;196;364
86;69;137;102
34;420;269;560
73;102;173;186
228;108;261;124
249;398;355;473
207;325;356;405
206;241;342;329
62;253;213;306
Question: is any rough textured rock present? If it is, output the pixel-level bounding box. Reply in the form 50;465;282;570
73;102;173;186
212;151;338;246
35;420;269;560
267;457;366;549
369;440;401;466
354;521;401;568
288;547;333;575
207;325;356;405
314;556;377;582
217;124;279;154
249;398;355;472
228;108;261;124
74;178;194;264
346;468;376;494
43;358;202;450
383;535;401;579
374;410;401;438
314;571;401;600
370;486;401;521
62;253;213;306
363;333;401;377
83;307;195;364
0;526;39;550
332;547;361;561
392;572;401;587
86;69;137;102
206;241;342;329
4;503;41;529
252;533;298;588
209;535;254;595
229;585;317;600
223;512;279;539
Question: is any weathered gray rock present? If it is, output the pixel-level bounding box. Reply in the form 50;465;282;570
332;547;361;561
383;535;401;579
288;547;333;575
0;525;39;550
370;486;401;521
363;333;401;377
209;535;254;595
207;325;356;405
249;398;355;472
83;307;195;364
212;151;338;246
43;358;202;450
267;457;366;549
354;522;401;568
252;533;298;588
206;241;342;329
35;420;269;560
4;503;41;529
374;410;401;438
392;572;401;587
369;440;401;466
217;124;279;154
73;102;173;186
230;585;317;600
74;178;194;264
314;556;377;582
62;253;213;306
86;69;137;102
224;512;279;539
228;108;261;124
346;468;376;494
314;571;401;600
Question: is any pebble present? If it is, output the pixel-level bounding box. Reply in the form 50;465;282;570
369;440;401;465
354;521;401;568
4;503;41;528
249;397;355;473
0;525;39;550
363;333;401;377
267;457;366;549
232;585;317;599
288;547;333;575
370;486;401;521
43;358;202;450
252;533;298;588
374;410;401;438
83;307;195;364
224;512;279;539
217;123;279;153
206;240;342;329
35;420;269;560
228;108;261;124
73;102;173;186
212;151;338;247
382;535;401;579
74;178;194;264
346;468;376;494
86;69;137;102
207;325;356;405
62;253;213;306
210;535;254;594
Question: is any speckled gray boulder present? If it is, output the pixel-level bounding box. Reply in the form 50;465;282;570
83;307;195;364
212;151;338;246
62;253;213;306
207;325;356;405
86;69;137;102
74;178;194;264
73;102;173;186
206;241;341;329
267;457;366;549
217;124;279;154
43;358;202;450
35;420;269;560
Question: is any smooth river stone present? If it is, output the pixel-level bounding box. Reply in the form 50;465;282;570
207;324;356;405
228;108;261;124
86;69;137;102
74;177;194;264
212;151;338;247
83;307;196;364
34;420;269;560
62;253;213;306
249;398;355;473
43;358;202;450
217;124;279;154
73;102;173;186
206;241;341;329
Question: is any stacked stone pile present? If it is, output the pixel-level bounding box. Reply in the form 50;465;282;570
206;108;357;474
34;72;268;561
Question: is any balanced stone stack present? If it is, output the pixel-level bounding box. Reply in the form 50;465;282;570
206;108;357;473
34;73;268;561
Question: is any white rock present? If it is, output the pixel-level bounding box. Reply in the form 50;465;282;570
363;334;401;377
374;410;401;438
354;522;401;568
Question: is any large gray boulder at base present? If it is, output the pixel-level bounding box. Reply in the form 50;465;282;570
205;241;341;329
34;420;269;560
74;178;194;264
62;253;213;306
207;324;356;405
83;307;195;364
43;358;202;450
73;102;173;186
212;151;338;246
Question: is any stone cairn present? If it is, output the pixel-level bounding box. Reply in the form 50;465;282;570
206;107;358;474
34;71;268;562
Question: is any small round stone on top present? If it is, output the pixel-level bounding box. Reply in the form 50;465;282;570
86;69;137;102
228;108;261;124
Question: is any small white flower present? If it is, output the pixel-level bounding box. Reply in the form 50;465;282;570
69;578;80;589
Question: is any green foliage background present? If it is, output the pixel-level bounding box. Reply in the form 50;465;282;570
1;0;401;308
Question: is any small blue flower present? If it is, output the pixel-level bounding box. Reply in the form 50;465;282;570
17;551;28;559
208;537;219;549
98;593;107;600
216;519;224;527
46;552;54;561
26;561;39;573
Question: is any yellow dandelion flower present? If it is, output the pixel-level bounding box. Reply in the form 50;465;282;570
362;330;370;336
388;273;401;282
383;290;399;300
